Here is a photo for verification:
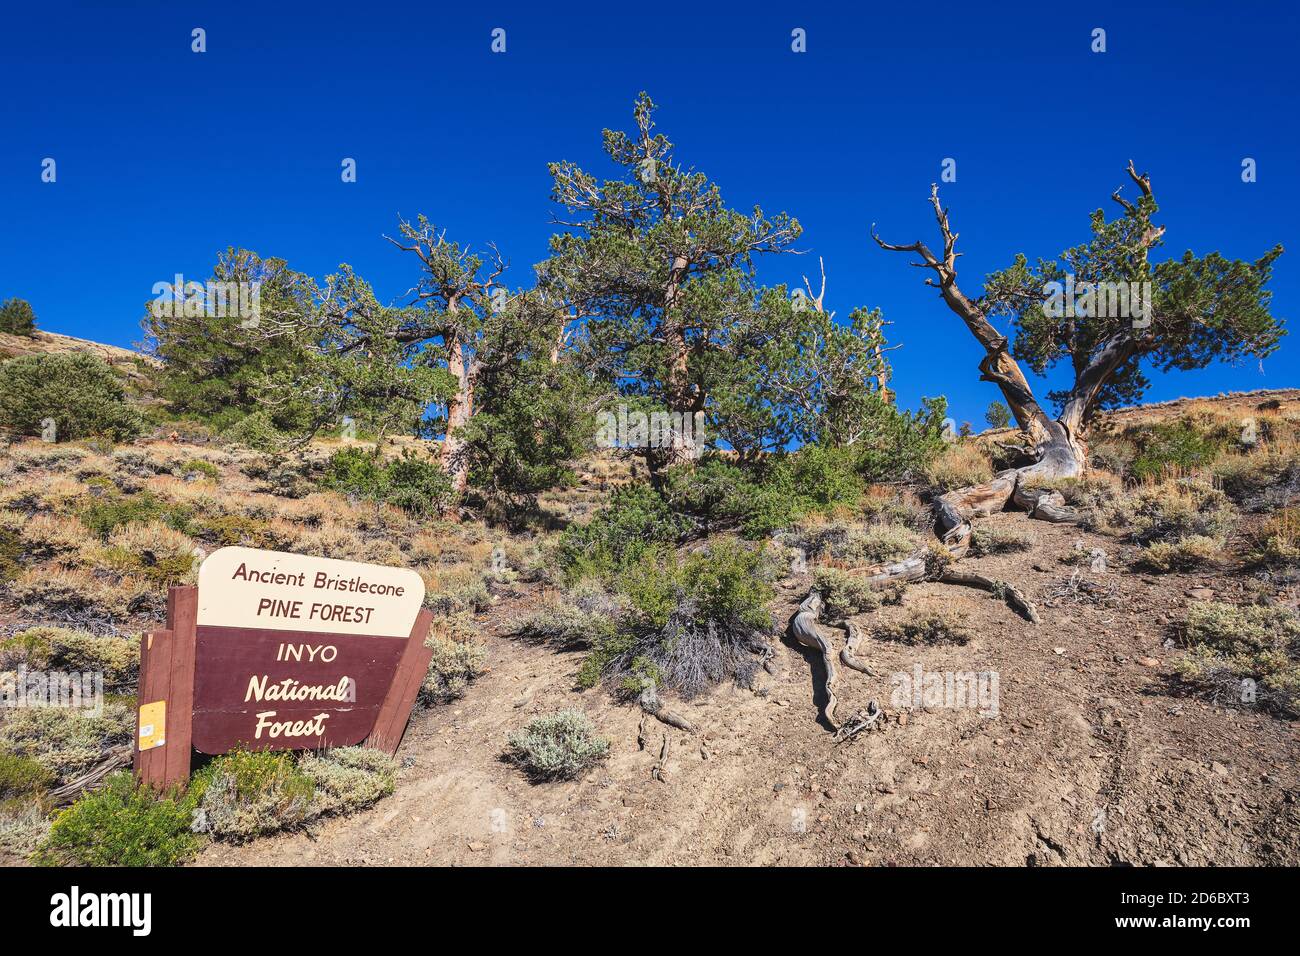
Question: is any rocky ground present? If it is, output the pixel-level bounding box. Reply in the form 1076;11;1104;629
202;509;1300;867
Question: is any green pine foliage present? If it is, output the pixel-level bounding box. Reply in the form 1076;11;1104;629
0;353;143;442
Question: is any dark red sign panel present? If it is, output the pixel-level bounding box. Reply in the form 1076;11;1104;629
191;624;408;754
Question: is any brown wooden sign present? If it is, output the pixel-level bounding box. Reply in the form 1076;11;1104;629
134;547;433;790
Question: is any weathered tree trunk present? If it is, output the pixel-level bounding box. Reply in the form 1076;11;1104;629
442;336;474;496
663;253;700;464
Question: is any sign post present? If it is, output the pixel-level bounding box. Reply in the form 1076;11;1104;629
134;547;433;791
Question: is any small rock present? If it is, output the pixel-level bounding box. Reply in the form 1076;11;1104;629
1138;657;1160;667
1187;587;1214;600
1211;761;1229;776
1053;647;1066;655
467;841;486;852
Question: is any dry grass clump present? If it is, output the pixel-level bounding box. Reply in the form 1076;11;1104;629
0;799;51;857
512;595;619;650
18;514;90;559
924;442;994;492
3;444;90;473
860;487;930;530
296;747;398;815
139;475;234;516
874;609;972;645
0;700;135;784
1135;534;1222;573
1213;448;1299;512
100;520;198;584
0;627;139;686
7;566;154;619
0;474;87;513
1242;507;1300;567
1096;479;1236;544
292;522;404;566
422;564;492;614
811;567;903;620
970;523;1036;557
1175;601;1300;716
785;517;921;568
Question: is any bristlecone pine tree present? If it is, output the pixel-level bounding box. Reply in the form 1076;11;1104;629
541;92;804;472
873;161;1284;549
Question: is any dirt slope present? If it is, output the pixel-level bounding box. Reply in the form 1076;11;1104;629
202;511;1299;867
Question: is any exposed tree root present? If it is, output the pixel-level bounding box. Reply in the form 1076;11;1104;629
790;462;1075;730
789;591;839;728
638;685;697;734
651;733;671;781
833;701;884;744
839;619;875;675
938;569;1041;624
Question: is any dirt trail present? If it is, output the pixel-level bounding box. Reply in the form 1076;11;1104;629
203;515;1300;867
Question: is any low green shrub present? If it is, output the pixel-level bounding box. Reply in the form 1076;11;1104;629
0;754;54;799
505;710;610;781
812;567;901;620
181;459;222;480
33;772;201;867
0;353;143;443
322;447;452;516
419;635;487;705
190;750;315;843
1129;418;1229;480
583;541;774;698
79;490;192;539
555;482;690;580
220;410;289;453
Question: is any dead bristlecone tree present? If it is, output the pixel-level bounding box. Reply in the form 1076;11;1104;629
793;163;1285;727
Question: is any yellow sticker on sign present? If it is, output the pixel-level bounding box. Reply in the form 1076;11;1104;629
138;701;166;751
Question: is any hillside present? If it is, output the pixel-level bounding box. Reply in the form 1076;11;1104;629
0;332;1297;867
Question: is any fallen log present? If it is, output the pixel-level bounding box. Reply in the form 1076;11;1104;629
48;746;131;805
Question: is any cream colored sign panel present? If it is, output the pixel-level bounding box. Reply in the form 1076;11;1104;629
197;547;425;636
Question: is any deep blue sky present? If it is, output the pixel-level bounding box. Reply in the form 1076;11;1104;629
2;1;1296;424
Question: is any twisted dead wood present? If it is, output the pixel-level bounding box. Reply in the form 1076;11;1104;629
789;591;838;728
839;619;874;675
